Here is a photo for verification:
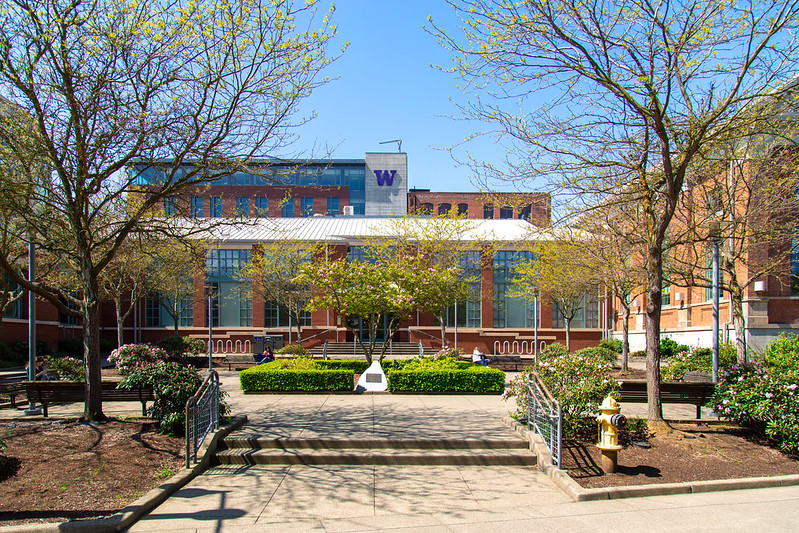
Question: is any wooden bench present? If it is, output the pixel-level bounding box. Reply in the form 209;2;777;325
25;380;156;417
224;354;258;371
1;372;27;408
618;380;716;419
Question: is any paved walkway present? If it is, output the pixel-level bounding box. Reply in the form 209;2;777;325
125;371;799;532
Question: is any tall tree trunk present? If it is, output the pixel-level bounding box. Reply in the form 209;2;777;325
621;304;630;371
645;251;665;429
82;275;105;422
115;299;125;348
565;317;571;352
731;289;747;364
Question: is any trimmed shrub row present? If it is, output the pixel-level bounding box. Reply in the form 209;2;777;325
240;363;354;392
387;366;505;394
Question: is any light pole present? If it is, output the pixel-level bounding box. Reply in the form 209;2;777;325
712;231;720;383
206;285;214;371
533;290;539;366
24;238;41;415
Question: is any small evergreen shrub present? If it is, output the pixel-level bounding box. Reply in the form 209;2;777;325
0;343;23;367
58;338;84;358
119;361;205;435
11;340;51;360
660;337;690;359
276;344;310;357
315;360;370;373
240;362;353;392
387;366;504;394
598;338;623;354
661;343;737;381
538;343;569;360
762;333;799;373
629;350;646;358
158;336;206;358
574;346;617;365
44;355;84;381
108;344;168;375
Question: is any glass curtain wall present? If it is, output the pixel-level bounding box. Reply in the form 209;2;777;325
493;250;536;328
205;249;252;327
445;251;482;328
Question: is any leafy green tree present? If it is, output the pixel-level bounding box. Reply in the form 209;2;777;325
432;0;799;428
0;0;340;420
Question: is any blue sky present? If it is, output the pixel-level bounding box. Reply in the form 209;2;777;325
292;1;509;193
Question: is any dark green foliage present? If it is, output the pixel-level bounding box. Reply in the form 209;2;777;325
240;363;354;392
119;361;203;435
0;342;24;367
58;338;84;358
12;340;51;360
661;344;738;381
763;333;799;373
598;338;623;353
574;346;618;365
277;344;311;356
538;342;569;360
315;360;370;373
660;337;690;359
44;354;84;380
629;350;646;358
157;336;206;358
386;366;505;394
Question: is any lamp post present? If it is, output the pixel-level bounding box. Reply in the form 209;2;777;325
24;238;41;415
712;231;720;383
206;285;214;371
533;290;539;366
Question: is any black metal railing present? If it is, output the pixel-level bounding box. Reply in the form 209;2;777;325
185;370;220;468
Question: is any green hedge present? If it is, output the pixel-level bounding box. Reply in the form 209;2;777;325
314;359;409;373
240;363;354;392
386;366;505;394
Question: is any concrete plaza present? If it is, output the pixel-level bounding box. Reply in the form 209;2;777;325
126;371;799;533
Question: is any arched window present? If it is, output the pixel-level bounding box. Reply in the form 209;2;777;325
458;203;468;216
438;203;452;215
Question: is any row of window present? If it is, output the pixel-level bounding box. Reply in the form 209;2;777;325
416;203;534;220
168;197;342;218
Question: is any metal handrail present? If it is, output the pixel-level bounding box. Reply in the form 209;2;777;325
527;371;562;468
300;327;338;343
185;370;220;469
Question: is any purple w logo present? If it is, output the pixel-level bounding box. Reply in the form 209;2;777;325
373;170;396;186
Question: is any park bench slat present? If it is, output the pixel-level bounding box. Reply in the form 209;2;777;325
1;372;27;408
618;380;715;419
24;381;155;417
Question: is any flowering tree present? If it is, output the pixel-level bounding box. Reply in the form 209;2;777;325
0;0;340;421
297;254;465;364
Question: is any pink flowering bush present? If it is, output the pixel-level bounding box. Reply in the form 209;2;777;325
504;352;618;436
711;361;799;453
44;355;84;381
108;344;168;375
433;347;465;360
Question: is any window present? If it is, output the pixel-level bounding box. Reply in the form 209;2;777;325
458;203;468;217
483;204;494;219
420;203;433;216
3;278;22;319
301;197;314;217
438;203;451;215
210;197;223;218
236;197;249;216
146;297;161;327
499;205;513;219
552;295;599;328
662;284;671;306
206;249;251;280
264;301;311;327
205;283;219;328
327;197;340;216
281;198;295;217
519;204;532;221
164;197;178;216
493;250;535;328
179;296;193;327
239;292;252;327
191;197;203;218
255;197;268;217
445;251;482;328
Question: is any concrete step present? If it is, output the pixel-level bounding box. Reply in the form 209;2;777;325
218;437;530;450
213;447;537;466
213;436;536;466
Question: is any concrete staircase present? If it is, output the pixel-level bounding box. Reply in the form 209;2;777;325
309;341;424;359
213;436;537;466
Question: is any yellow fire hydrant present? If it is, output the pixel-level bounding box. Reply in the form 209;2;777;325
596;395;626;474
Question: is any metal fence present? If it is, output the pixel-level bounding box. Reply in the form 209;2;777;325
527;372;562;467
185;370;220;468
